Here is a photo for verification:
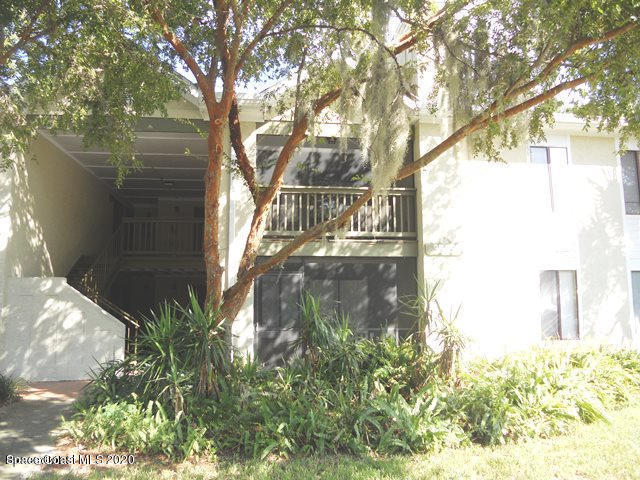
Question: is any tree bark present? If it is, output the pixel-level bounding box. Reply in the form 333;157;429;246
204;119;226;308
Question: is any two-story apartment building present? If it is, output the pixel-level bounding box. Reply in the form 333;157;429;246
1;93;638;380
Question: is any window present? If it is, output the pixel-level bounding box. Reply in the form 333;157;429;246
530;146;568;211
255;134;415;188
631;272;640;327
539;270;579;340
256;135;369;187
621;151;640;214
254;257;416;365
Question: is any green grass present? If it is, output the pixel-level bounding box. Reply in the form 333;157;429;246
38;404;640;480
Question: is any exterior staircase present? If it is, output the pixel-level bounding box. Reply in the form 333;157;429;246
67;218;206;353
67;255;96;287
67;226;140;353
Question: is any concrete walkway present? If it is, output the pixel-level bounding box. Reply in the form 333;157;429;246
0;381;87;479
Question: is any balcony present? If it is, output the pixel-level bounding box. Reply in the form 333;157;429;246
121;218;204;255
264;186;417;239
114;186;416;260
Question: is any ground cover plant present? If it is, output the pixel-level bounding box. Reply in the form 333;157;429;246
62;291;640;461
34;405;640;480
0;372;24;406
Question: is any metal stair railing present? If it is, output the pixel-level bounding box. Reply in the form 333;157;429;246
79;225;124;296
72;225;140;354
89;292;140;355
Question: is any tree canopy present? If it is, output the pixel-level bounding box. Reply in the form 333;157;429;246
1;0;179;172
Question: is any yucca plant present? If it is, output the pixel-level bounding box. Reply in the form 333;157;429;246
400;279;443;349
80;357;143;407
175;287;229;397
137;301;193;415
0;372;24;405
137;287;229;415
433;303;466;382
295;291;340;366
403;279;467;381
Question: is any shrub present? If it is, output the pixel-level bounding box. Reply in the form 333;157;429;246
65;290;640;460
62;400;213;458
452;347;640;445
80;288;229;417
0;372;24;405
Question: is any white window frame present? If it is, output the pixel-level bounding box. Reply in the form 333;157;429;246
529;136;571;212
539;269;580;340
620;150;640;215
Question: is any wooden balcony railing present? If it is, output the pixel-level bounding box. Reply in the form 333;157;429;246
109;187;415;259
121;218;204;255
264;186;417;239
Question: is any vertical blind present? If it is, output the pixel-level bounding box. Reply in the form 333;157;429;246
621;151;640;214
530;146;568;211
540;270;579;340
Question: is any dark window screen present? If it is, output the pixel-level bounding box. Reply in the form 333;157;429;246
256;134;415;188
622;151;640;214
254;257;416;365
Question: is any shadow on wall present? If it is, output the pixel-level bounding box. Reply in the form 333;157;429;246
6;155;53;277
0;278;125;381
577;169;633;344
418;125;464;339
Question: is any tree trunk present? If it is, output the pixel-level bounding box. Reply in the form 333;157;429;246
204;120;225;308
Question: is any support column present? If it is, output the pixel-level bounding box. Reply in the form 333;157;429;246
227;121;257;358
0;163;13;340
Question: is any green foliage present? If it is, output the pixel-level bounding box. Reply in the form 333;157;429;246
65;291;640;460
4;0;640;189
136;289;229;407
401;279;467;380
47;406;640;479
0;372;24;405
81;288;229;418
430;0;640;159
452;347;640;445
1;0;181;174
61;400;213;458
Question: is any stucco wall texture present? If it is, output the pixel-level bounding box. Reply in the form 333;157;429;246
1;114;639;380
0;137;124;380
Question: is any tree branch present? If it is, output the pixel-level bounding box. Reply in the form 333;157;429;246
212;0;235;95
228;94;258;201
229;14;447;280
230;73;595;292
150;8;216;108
395;75;594;181
222;5;630;314
509;21;637;98
0;0;55;66
264;23;409;91
235;0;295;75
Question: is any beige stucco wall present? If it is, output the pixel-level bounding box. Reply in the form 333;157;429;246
0;278;125;381
0;134;119;380
415;122;636;356
5;135;113;278
570;136;632;342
